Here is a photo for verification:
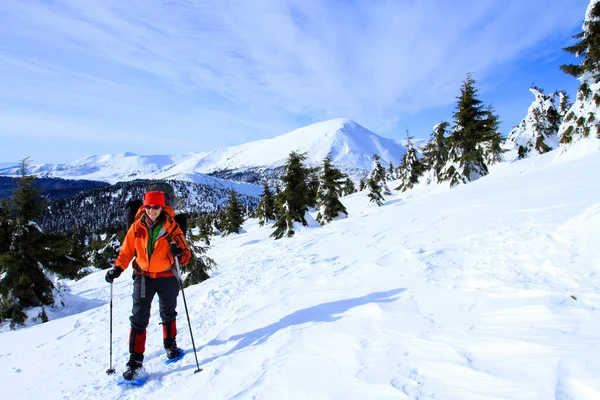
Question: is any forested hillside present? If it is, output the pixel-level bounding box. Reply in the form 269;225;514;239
40;179;259;233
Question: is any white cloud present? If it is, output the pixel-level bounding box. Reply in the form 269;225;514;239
0;0;589;160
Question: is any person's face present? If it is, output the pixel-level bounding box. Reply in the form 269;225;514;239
144;205;162;221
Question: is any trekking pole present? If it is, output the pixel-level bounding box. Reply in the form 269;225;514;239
175;257;203;374
106;282;116;375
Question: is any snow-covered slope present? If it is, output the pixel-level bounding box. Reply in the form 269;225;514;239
0;119;406;184
1;146;600;399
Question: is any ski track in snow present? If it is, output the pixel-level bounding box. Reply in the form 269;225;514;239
1;148;600;399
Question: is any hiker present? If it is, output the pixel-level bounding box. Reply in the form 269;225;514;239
104;189;191;381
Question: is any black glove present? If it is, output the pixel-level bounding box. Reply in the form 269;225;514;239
170;243;184;259
105;267;123;283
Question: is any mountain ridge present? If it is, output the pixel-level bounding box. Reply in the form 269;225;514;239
0;118;406;185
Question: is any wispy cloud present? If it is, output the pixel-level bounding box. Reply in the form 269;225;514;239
0;0;588;162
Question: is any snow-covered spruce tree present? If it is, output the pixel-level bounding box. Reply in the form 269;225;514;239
368;154;391;197
387;161;396;181
367;176;385;206
222;189;245;235
395;131;422;192
438;74;502;186
420;121;449;180
558;0;600;145
557;91;572;118
271;151;311;239
255;184;276;227
506;87;564;157
316;153;348;225
88;233;120;270
370;154;387;183
0;159;81;327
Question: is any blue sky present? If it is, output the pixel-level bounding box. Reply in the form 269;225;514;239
0;0;590;164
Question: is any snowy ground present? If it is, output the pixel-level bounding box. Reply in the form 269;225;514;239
1;144;600;399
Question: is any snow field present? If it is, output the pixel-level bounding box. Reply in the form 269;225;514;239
1;147;600;399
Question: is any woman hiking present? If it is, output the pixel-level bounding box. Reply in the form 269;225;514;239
105;189;191;381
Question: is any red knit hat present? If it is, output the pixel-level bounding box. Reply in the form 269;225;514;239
143;191;166;207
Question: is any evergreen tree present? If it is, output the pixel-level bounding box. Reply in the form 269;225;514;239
316;153;348;225
197;213;215;244
508;87;565;157
306;168;320;209
370;154;387;183
558;1;600;143
42;231;86;280
359;177;367;191
0;199;12;254
88;233;120;270
213;207;226;235
273;184;283;220
367;154;391;197
0;158;82;327
222;189;244;235
367;177;385;206
421;121;449;177
395;130;423;192
439;74;501;186
271;151;311;239
255;184;276;227
557;91;572;118
531;107;555;154
342;177;356;196
387;161;396;181
480;105;506;164
560;1;600;84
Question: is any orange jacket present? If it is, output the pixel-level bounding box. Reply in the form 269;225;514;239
115;205;191;278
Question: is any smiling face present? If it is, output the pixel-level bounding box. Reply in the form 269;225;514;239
144;205;163;222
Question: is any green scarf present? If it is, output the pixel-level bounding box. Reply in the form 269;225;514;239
145;218;163;260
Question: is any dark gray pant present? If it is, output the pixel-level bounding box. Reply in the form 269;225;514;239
130;274;180;330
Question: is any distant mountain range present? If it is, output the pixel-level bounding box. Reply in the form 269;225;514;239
0;119;407;186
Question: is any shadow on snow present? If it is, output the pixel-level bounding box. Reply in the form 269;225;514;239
198;288;406;366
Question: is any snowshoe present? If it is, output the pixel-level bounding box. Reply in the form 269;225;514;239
122;360;145;381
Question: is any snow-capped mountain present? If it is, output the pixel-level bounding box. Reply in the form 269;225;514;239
0;119;406;185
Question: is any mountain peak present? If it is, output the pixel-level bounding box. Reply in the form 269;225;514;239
0;119;406;184
226;118;405;170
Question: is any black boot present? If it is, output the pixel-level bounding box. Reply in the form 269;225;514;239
123;352;145;381
165;338;182;360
